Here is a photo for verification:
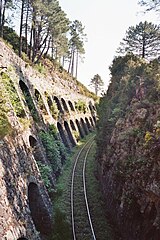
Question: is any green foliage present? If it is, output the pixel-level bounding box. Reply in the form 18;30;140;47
52;209;71;240
72;130;80;141
50;101;59;120
0;82;12;139
96;53;160;156
1;72;25;118
23;91;40;122
117;21;160;59
34;63;46;74
75;99;87;113
39;129;67;174
90;74;104;95
3;26;19;51
37;162;53;192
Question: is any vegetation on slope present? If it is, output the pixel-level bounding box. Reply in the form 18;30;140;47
96;53;160;156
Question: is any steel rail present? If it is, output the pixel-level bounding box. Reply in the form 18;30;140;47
83;141;97;240
71;135;96;240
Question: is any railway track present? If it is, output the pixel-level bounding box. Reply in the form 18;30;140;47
71;135;97;240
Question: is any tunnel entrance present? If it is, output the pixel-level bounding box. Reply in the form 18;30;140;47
28;183;52;238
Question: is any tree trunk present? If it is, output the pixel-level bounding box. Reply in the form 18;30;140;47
19;0;25;57
1;0;7;38
0;0;2;36
142;34;146;58
75;49;78;79
25;0;30;55
71;49;75;76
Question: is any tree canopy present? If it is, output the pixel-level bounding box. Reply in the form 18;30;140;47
0;0;86;77
90;74;104;95
138;0;160;11
117;21;160;59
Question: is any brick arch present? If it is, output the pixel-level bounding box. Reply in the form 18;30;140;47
19;80;39;122
54;96;64;113
28;182;52;238
76;119;84;138
57;122;70;148
80;118;89;135
61;98;69;112
64;121;76;147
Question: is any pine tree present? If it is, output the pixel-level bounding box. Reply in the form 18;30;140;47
117;21;160;59
90;74;104;95
68;20;86;78
138;0;160;11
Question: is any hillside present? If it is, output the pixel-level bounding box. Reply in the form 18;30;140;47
96;54;160;240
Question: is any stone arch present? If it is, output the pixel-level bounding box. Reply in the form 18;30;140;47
35;89;47;114
28;182;52;238
76;119;84;138
80;118;89;135
68;100;75;111
54;96;63;113
64;121;76;146
57;122;69;148
90;117;94;127
19;80;39;122
61;98;69;112
85;117;92;131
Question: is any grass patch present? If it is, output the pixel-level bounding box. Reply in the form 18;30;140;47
52;133;95;238
86;142;118;239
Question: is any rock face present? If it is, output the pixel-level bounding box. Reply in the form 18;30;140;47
97;55;160;240
0;40;96;239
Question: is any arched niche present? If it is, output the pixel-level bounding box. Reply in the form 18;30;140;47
29;136;43;163
64;121;76;147
17;238;28;240
85;117;92;132
57;122;70;148
93;115;96;124
54;96;64;113
70;120;76;131
35;89;47;114
68;100;75;111
90;117;94;127
76;119;84;138
61;98;69;112
19;80;39;122
88;104;93;113
80;118;89;135
28;183;52;237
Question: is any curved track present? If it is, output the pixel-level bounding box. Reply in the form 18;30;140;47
71;136;97;240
